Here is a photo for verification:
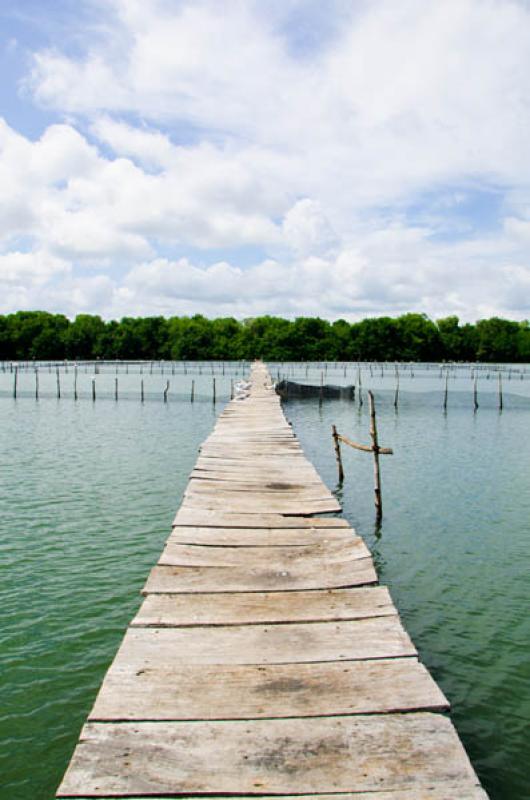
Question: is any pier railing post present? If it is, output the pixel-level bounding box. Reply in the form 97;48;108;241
331;424;344;483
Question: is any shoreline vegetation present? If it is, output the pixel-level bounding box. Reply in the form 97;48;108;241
1;311;530;363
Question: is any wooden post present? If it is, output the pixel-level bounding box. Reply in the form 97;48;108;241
394;368;399;410
91;377;96;401
473;376;478;411
74;366;78;401
191;379;195;403
163;380;170;403
35;368;39;400
368;390;383;521
230;378;234;400
331;424;344;483
443;373;448;411
56;367;61;399
498;373;503;411
357;367;363;407
213;377;216;404
141;379;144;403
115;377;119;401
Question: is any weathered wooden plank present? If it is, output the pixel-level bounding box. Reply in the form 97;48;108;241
89;657;448;721
172;509;348;527
69;790;489;800
143;558;377;593
158;539;370;567
106;616;416;667
56;713;480;797
132;586;395;626
168;525;355;546
180;494;342;514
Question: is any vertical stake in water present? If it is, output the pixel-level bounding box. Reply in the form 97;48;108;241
498;373;503;411
443;373;448;411
212;377;216;404
358;367;363;407
319;371;324;405
331;424;344;483
191;379;195;403
230;378;233;400
74;366;78;401
368;390;383;522
163;380;170;403
56;368;61;399
394;367;399;410
35;368;39;400
92;377;96;402
141;379;144;403
473;376;479;412
115;377;118;401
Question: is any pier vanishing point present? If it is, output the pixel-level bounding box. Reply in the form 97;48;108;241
57;361;487;799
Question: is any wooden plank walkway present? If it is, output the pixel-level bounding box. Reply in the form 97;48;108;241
56;361;488;799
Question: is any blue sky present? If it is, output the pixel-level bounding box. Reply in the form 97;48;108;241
2;0;530;321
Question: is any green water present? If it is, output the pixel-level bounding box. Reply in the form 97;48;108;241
1;365;529;799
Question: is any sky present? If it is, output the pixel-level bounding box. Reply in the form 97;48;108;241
2;0;530;322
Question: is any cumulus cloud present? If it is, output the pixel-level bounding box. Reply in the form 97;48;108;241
1;0;530;319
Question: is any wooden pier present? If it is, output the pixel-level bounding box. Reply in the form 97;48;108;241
57;362;487;799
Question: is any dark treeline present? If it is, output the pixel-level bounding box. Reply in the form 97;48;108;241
1;311;530;363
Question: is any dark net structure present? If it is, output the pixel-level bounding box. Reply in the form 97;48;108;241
275;379;356;400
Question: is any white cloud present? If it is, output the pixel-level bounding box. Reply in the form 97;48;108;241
1;0;530;320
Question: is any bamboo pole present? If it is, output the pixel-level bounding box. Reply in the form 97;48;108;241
74;366;78;401
331;424;344;483
141;379;144;403
230;378;233;400
35;368;39;400
368;390;383;521
56;368;61;399
443;374;448;411
191;379;195;402
92;377;96;402
498;373;503;411
163;380;170;403
115;377;118;401
473;376;479;411
212;377;216;404
394;368;399;409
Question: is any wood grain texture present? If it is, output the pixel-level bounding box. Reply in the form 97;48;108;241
132;586;395;627
104;616;417;667
57;713;479;796
167;525;355;546
172;509;349;527
158;539;370;567
143;558;377;593
89;657;448;721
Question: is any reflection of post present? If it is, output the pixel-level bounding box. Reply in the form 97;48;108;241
368;391;383;521
331;424;344;483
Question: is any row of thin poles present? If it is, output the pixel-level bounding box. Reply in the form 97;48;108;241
2;360;248;376
11;368;231;403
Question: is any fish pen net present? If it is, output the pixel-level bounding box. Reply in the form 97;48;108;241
275;379;356;400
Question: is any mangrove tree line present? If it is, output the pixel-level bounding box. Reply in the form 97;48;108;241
1;312;530;363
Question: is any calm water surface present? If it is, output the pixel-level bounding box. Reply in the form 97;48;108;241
0;364;528;799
